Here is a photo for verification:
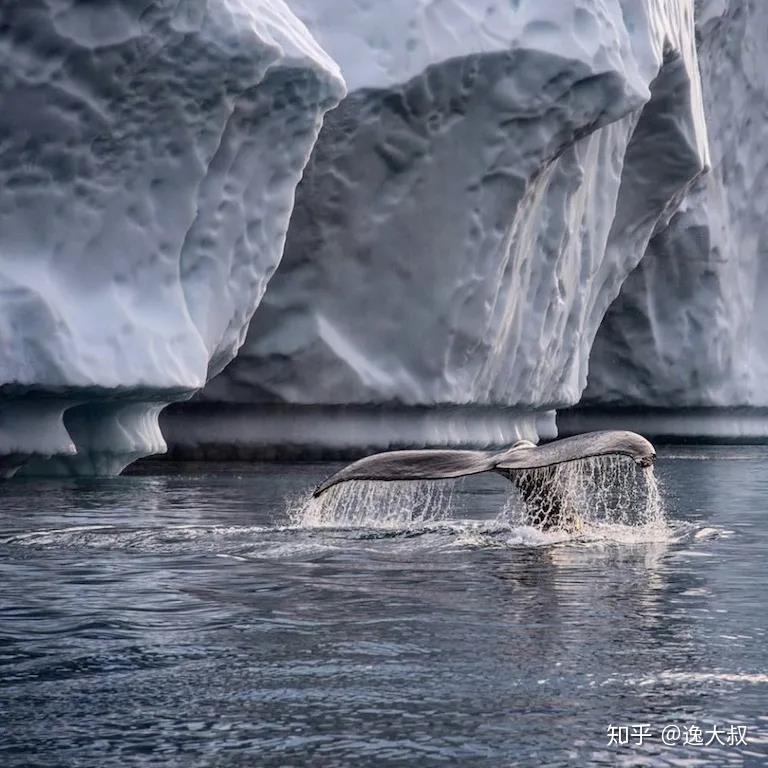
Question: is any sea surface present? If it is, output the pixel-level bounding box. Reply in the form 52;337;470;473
1;447;767;767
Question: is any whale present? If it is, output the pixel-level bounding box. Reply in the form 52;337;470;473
312;430;656;532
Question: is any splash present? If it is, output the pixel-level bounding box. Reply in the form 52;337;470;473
289;478;456;529
499;455;666;535
292;455;666;538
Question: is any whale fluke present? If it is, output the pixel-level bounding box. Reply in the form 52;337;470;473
312;448;500;497
312;430;655;499
493;430;656;472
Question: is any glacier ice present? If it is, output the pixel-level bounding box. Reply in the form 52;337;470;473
0;0;344;476
574;0;768;437
6;0;755;467
183;0;709;457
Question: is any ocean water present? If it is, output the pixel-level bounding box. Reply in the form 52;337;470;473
1;448;766;767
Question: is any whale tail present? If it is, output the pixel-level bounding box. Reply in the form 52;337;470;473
311;430;656;531
312;447;500;497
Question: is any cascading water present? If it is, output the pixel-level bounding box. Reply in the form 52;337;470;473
289;478;456;529
291;455;666;541
500;455;666;531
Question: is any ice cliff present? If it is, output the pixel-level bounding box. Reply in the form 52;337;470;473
174;0;710;458
565;0;768;440
7;0;752;468
0;0;344;475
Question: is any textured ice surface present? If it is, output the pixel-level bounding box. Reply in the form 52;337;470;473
585;0;768;413
0;0;344;475
194;0;708;453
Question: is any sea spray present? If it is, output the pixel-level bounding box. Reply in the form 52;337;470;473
499;455;666;533
643;464;664;522
289;478;456;528
292;455;666;534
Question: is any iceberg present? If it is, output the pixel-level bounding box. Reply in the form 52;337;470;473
183;0;709;457
570;0;768;439
0;0;344;475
